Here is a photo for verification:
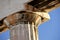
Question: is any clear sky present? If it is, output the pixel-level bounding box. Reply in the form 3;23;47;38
38;7;60;40
0;7;60;40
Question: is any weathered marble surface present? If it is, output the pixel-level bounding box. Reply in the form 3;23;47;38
0;0;29;18
10;22;38;40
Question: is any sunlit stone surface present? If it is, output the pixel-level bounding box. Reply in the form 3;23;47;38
0;0;60;40
3;11;50;40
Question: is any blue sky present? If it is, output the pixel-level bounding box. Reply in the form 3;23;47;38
0;7;60;40
38;7;60;40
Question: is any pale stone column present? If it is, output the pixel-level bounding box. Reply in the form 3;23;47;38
4;11;50;40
